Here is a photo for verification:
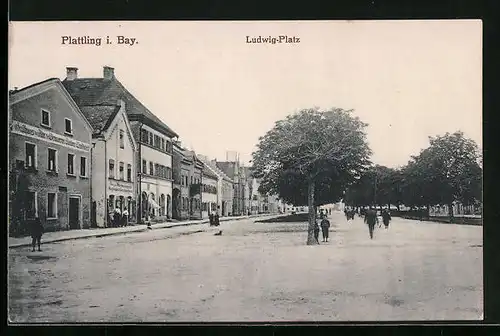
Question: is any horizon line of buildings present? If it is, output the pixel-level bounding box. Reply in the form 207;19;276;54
8;65;283;235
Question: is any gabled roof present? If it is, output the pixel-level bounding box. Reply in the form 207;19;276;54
79;105;121;136
62;77;178;138
9;78;93;134
216;161;237;179
202;165;219;180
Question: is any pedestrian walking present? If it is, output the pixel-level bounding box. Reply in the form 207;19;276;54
382;209;391;229
30;216;44;252
364;208;378;239
320;215;331;242
113;206;121;228
122;207;129;227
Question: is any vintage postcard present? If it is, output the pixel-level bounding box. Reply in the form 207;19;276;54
8;20;482;323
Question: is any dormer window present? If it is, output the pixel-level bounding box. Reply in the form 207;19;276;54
65;118;73;134
119;130;124;149
41;109;50;127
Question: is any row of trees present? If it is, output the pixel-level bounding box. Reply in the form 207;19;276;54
251;107;482;245
344;131;482;219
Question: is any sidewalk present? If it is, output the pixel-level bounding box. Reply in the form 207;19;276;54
8;213;282;248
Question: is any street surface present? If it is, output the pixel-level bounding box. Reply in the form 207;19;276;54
8;212;483;322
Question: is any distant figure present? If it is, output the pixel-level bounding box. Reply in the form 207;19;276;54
344;208;349;221
122;207;129;227
214;212;220;226
314;219;320;243
209;211;214;226
382;209;391;229
113;206;121;228
320;216;331;242
30;216;44;252
364;208;379;239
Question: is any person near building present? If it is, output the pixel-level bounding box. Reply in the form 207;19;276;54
214;211;220;226
122;207;129;227
113;206;122;228
30;216;44;252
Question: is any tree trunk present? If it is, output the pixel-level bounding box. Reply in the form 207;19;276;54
306;180;319;245
448;202;454;223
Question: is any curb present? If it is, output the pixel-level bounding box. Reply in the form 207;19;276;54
8;214;281;249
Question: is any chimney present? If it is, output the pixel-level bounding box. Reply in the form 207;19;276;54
119;99;126;111
66;67;78;81
103;66;115;80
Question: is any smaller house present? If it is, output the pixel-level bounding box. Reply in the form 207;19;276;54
201;164;219;219
80;100;138;227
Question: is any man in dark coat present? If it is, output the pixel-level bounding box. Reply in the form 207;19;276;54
382;209;391;229
364;208;378;239
320;215;331;242
30;216;44;252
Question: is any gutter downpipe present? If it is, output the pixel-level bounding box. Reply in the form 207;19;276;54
138;121;143;224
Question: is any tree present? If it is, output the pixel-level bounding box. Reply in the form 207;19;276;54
401;131;482;220
252;107;372;245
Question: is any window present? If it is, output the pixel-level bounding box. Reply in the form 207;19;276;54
47;148;57;172
154;135;160;148
191;176;193;184
154;163;159;177
25;191;37;219
149;162;153;175
142;160;147;173
25;143;36;168
41;109;50;127
149;132;153;146
127;164;132;182
65;118;73;134
161;138;165;151
141;129;148;143
80;156;87;177
119;162;124;180
67;154;75;175
109;159;115;179
47;192;57;218
119;130;124;149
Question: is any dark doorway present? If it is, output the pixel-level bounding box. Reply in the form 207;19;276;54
91;201;97;228
69;197;80;229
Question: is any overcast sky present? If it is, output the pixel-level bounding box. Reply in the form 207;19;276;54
9;20;482;168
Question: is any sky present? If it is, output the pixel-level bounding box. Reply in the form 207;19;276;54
9;20;482;168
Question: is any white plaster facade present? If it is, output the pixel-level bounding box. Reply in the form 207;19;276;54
91;103;137;227
137;124;174;221
201;172;218;219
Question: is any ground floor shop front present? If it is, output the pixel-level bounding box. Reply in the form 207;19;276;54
138;177;172;223
9;170;91;236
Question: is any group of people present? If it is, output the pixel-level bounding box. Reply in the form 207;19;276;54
111;206;129;228
209;210;220;227
363;208;392;239
313;211;331;243
344;208;356;221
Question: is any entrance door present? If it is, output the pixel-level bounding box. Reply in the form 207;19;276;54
69;197;80;229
